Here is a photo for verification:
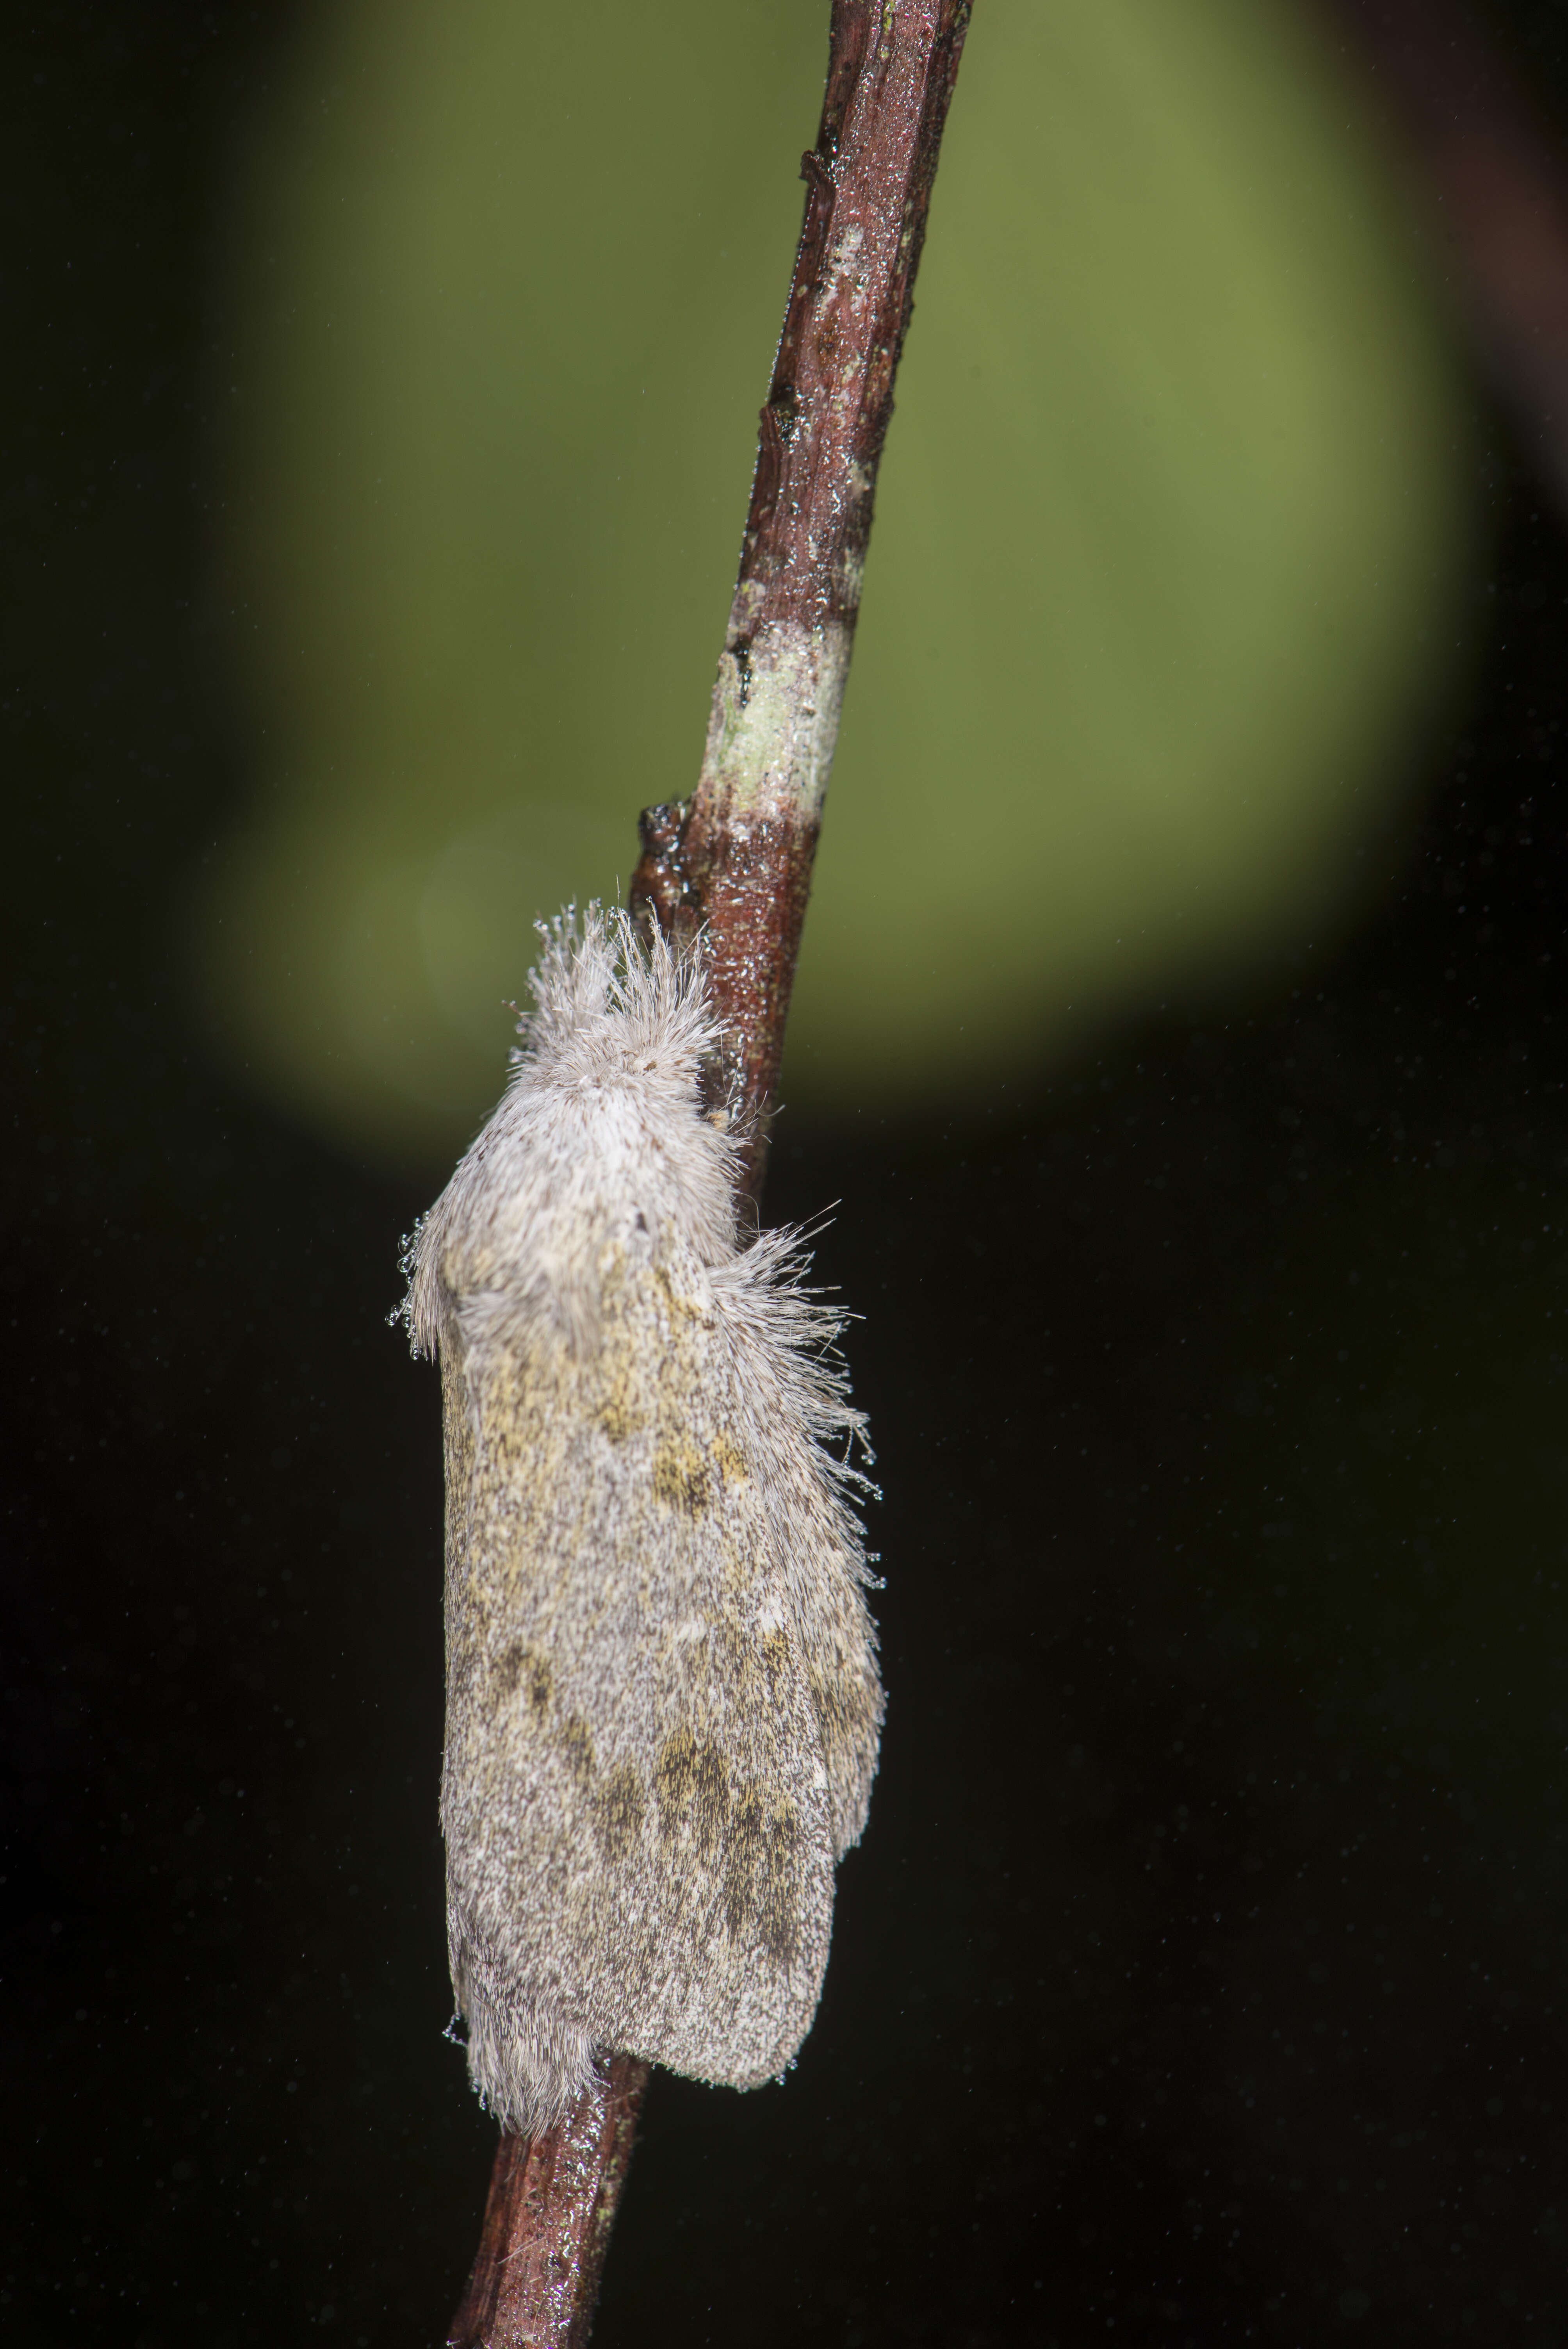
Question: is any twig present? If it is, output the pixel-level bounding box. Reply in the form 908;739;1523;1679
633;0;973;1193
446;2057;647;2349
1312;0;1568;515
447;5;970;2340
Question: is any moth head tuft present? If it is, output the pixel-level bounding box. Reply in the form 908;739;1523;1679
514;902;718;1107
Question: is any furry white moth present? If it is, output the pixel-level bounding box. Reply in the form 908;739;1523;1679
404;905;882;2133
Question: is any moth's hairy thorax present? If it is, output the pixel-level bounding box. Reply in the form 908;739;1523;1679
407;911;882;2133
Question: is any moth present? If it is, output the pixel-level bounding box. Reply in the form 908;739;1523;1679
404;906;883;2132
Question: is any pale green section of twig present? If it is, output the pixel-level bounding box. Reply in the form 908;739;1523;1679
698;619;853;826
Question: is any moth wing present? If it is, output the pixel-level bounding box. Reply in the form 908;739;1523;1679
440;1245;837;2126
717;1256;884;1861
751;1396;884;1861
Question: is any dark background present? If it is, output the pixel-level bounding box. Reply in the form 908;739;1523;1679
9;4;1568;2342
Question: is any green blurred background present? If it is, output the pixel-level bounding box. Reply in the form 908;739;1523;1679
203;0;1470;1160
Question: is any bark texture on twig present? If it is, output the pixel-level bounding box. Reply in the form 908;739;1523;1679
633;0;972;1189
1314;0;1568;513
447;2057;648;2349
450;7;971;2340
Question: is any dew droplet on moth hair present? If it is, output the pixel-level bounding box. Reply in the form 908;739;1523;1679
404;903;883;2134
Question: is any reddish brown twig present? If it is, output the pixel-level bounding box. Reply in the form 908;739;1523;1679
447;2057;648;2349
450;9;970;2341
633;0;972;1191
1312;0;1568;513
